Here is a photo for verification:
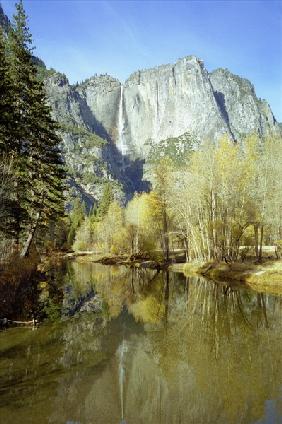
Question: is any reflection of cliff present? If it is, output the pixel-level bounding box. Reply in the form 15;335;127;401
67;260;162;319
1;266;281;424
53;269;282;424
47;312;143;424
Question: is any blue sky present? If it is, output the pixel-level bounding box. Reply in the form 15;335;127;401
2;0;282;121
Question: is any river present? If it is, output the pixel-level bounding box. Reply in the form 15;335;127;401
0;260;281;424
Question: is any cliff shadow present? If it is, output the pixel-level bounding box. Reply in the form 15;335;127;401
68;178;96;212
76;92;110;141
76;91;150;199
213;91;236;141
102;142;150;199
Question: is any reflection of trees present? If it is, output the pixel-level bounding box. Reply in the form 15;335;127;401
68;261;164;322
59;262;282;424
65;263;282;424
139;275;282;424
1;263;282;424
129;270;165;325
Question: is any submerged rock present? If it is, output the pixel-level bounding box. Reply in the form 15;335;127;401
79;296;103;313
140;261;163;270
63;288;103;316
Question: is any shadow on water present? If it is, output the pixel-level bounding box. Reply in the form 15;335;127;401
0;260;281;424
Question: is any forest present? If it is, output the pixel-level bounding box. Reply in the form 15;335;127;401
0;1;65;260
0;1;282;276
0;2;282;423
73;134;282;264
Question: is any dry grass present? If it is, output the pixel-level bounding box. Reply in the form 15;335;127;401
181;259;282;295
183;261;206;275
245;261;282;294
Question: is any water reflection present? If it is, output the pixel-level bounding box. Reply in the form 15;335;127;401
0;261;281;424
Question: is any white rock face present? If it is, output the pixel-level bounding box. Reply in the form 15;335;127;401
209;68;280;140
45;73;87;128
45;56;281;164
123;56;231;157
77;75;121;139
70;56;280;159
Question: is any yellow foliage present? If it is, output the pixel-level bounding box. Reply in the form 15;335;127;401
129;295;165;324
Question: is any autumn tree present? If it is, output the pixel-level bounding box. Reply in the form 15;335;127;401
149;157;174;261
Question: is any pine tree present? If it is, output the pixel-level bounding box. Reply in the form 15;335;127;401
67;198;86;247
97;182;114;218
0;27;13;153
0;26;23;239
6;1;65;256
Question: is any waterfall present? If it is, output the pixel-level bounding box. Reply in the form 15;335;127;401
117;85;127;155
117;339;128;423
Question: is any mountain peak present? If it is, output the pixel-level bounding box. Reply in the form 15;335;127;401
0;4;10;32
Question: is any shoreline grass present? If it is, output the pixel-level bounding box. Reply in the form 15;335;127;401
179;259;282;295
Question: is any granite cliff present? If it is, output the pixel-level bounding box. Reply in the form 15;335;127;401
44;55;280;161
209;68;278;140
37;56;282;201
1;4;280;201
0;4;9;32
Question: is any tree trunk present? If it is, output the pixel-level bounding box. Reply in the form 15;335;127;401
20;212;40;258
163;271;170;329
184;235;189;262
136;227;139;253
254;224;259;260
162;208;169;262
258;225;264;262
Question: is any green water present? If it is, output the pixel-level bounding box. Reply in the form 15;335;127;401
0;261;281;424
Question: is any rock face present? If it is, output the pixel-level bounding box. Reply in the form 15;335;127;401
123;56;231;157
42;55;281;200
45;73;101;162
0;1;280;197
44;73;113;205
77;75;121;139
45;73;90;129
1;3;280;180
0;5;10;32
209;68;280;140
44;72;141;204
62;55;279;160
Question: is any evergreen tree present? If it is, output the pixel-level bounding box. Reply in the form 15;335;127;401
0;27;14;153
0;26;24;239
67;198;86;247
5;1;65;256
97;182;114;218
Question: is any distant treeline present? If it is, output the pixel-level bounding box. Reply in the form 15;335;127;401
73;134;282;262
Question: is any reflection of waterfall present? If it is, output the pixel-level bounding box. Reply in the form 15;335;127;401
117;85;127;156
117;339;128;423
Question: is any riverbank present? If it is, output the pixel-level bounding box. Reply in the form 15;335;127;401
68;253;282;294
92;253;167;270
1;260;281;424
178;260;282;294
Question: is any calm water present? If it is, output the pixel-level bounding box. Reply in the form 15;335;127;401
0;260;281;424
